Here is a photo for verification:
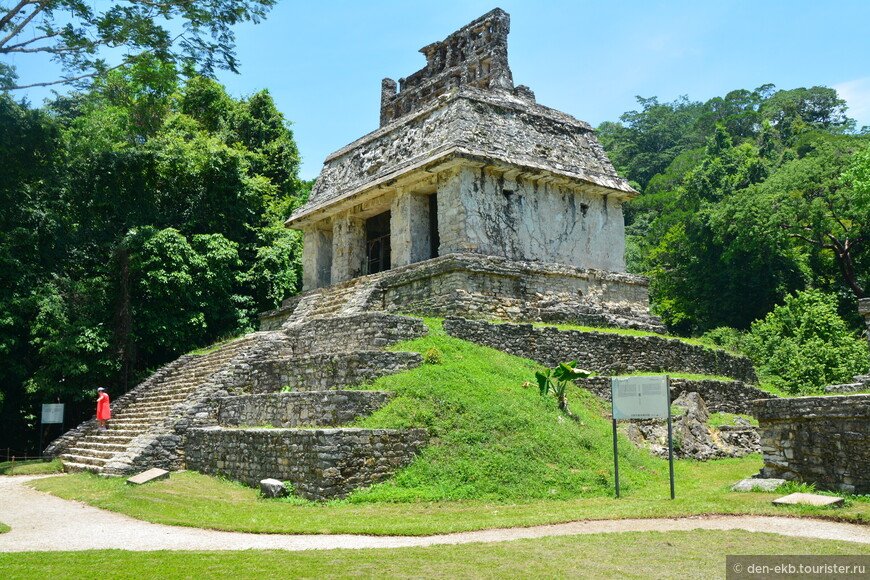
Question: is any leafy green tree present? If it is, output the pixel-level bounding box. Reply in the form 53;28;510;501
759;86;854;142
0;0;276;90
597;95;705;190
0;66;304;454
715;135;868;301
640;127;805;332
743;289;867;394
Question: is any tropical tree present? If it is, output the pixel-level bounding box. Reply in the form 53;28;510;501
0;0;276;90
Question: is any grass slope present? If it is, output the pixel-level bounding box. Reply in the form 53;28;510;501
349;319;661;501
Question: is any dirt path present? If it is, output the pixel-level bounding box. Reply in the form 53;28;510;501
1;475;868;552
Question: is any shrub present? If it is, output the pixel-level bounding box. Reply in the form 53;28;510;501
743;290;867;394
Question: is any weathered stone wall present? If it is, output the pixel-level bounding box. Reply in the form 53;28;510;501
754;395;870;494
91;315;425;476
283;313;427;352
261;254;664;333
435;165;627;272
217;391;393;428
381;253;663;332
248;351;422;393
443;317;758;383
578;377;775;415
185;427;428;500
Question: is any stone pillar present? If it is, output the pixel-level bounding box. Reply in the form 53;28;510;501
301;228;333;291
331;213;366;284
436;165;474;255
390;189;431;268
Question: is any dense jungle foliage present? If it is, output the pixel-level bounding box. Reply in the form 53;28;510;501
598;84;869;393
0;60;307;453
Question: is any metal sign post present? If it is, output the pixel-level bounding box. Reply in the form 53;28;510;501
610;375;674;499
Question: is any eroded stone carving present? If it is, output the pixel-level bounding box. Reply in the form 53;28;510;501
379;8;516;127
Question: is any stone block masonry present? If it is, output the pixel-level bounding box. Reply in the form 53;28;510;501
283;312;427;352
754;394;870;494
185;427;428;501
247;351;422;393
444;317;758;383
260;253;665;333
218;391;393;428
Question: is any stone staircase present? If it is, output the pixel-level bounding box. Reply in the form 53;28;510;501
48;314;427;476
279;274;387;326
53;332;291;474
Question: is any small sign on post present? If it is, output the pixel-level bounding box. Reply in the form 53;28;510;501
610;375;675;499
42;404;64;424
40;403;65;457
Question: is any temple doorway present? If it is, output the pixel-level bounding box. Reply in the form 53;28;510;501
366;211;391;274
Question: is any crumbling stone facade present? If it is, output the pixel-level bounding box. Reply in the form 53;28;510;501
286;8;640;310
754;395;870;494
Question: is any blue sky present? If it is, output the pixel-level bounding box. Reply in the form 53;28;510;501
11;0;870;180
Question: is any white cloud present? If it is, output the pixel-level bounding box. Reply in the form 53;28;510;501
833;77;870;129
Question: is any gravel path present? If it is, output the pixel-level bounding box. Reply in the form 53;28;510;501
1;475;868;552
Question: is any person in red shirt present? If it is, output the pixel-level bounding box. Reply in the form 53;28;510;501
96;387;111;430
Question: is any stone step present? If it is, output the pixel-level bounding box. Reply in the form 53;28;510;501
74;441;128;453
118;403;180;412
60;453;110;467
62;461;103;474
103;422;153;432
81;429;143;441
66;447;117;460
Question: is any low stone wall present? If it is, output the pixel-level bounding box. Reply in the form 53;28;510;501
754;394;870;494
579;377;774;415
248;351;422;393
444;317;758;383
185;427;428;500
284;313;427;353
218;391;392;428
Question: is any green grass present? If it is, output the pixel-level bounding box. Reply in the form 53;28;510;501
30;456;870;535
2;530;868;579
707;412;759;428
0;458;64;476
349;319;661;501
0;522;9;533
29;319;870;532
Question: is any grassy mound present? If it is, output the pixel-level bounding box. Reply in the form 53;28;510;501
349;320;664;502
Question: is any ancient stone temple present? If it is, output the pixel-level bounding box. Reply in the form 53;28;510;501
280;8;661;331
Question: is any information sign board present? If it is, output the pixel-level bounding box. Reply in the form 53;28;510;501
611;375;670;420
41;403;64;424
